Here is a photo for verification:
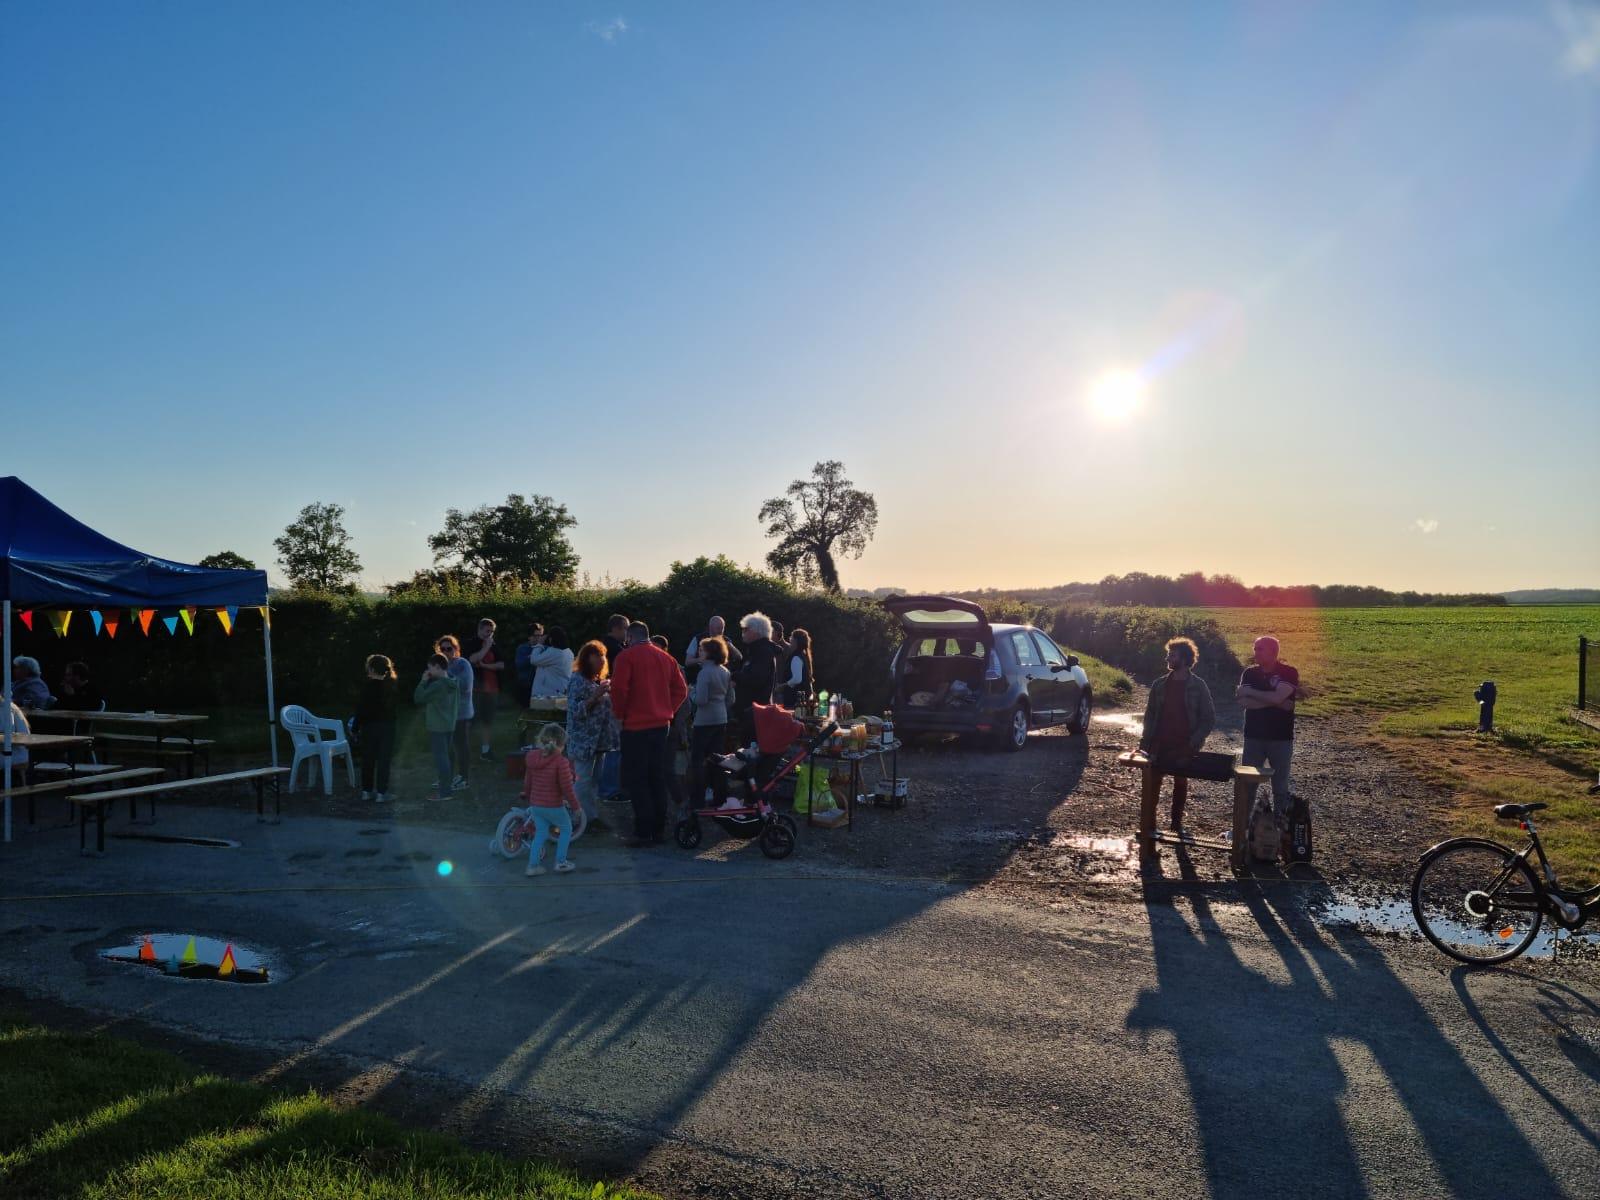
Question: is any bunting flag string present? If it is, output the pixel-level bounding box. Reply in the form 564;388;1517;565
19;611;33;632
47;610;72;637
161;615;179;637
179;608;195;635
103;611;121;639
90;610;104;636
215;608;235;635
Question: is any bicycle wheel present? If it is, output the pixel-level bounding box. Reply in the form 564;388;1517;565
1411;838;1544;965
492;810;527;860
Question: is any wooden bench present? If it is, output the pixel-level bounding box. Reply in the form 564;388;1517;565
66;767;290;855
91;733;215;777
1;768;167;828
29;762;127;777
1116;751;1272;870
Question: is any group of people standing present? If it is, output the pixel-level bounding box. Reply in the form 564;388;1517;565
1138;633;1304;839
350;611;819;848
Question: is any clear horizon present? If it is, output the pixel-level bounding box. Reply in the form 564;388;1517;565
4;3;1597;595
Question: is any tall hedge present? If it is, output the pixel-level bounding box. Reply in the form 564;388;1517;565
6;557;901;716
1049;605;1241;683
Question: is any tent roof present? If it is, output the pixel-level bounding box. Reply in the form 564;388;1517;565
0;477;267;608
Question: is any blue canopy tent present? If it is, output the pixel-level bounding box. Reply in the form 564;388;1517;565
0;477;276;840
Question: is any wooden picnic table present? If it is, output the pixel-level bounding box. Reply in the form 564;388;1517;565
33;709;208;726
33;710;213;777
3;733;94;842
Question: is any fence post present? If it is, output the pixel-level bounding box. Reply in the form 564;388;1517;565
1581;636;1589;711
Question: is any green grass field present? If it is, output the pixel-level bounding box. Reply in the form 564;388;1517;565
0;1019;655;1200
1194;606;1600;876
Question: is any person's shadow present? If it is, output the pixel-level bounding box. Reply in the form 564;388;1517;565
1129;848;1567;1199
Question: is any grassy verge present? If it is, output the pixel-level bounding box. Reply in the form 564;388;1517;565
1194;605;1600;880
1077;652;1133;708
0;1019;656;1200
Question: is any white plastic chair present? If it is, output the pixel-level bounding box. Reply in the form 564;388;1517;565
280;704;356;794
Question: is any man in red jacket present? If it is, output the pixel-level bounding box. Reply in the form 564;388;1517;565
610;621;689;846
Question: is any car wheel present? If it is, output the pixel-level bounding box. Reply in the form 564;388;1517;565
1067;688;1094;736
997;704;1029;752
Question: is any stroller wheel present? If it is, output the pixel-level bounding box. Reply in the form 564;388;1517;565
568;807;589;843
674;818;703;850
760;816;797;860
492;810;525;860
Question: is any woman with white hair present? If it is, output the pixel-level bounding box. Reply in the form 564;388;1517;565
10;657;52;710
734;612;783;743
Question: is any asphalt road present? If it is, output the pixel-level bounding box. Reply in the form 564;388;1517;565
1;806;1598;1199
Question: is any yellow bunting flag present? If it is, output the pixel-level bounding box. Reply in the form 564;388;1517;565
18;611;32;631
181;937;197;965
179;608;195;635
215;608;234;635
103;611;120;639
257;605;271;629
47;610;71;637
217;945;237;977
137;609;155;636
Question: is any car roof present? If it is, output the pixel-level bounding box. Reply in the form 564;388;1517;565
991;623;1037;634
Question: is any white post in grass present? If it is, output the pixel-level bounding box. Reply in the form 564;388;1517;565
262;608;279;771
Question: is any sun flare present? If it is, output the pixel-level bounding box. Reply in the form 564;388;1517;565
1087;368;1146;424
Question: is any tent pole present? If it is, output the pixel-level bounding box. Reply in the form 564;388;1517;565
3;599;13;843
262;609;279;771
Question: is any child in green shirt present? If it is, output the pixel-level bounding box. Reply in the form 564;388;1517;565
413;654;458;801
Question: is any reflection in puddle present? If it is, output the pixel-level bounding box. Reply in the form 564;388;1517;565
1043;833;1141;881
1093;712;1144;735
101;933;273;983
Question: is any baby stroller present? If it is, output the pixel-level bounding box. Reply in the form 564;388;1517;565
675;713;839;860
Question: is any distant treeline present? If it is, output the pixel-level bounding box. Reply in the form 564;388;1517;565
948;572;1510;609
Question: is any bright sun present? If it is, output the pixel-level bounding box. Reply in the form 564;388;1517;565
1087;368;1146;423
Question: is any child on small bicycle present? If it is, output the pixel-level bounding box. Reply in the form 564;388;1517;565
520;723;582;876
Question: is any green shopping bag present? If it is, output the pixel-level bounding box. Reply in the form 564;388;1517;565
793;762;831;815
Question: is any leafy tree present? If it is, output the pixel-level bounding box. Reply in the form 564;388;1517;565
196;550;256;570
427;493;579;587
274;502;362;593
759;460;878;593
384;566;474;597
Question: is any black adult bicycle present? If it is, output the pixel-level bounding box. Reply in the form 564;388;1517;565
1410;799;1600;965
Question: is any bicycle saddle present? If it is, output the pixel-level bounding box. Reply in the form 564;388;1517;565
1493;802;1547;818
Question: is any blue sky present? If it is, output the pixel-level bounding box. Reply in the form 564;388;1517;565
3;1;1597;592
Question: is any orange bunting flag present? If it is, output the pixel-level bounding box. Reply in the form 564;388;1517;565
103;611;121;639
217;944;237;977
137;609;156;636
19;610;33;631
47;610;71;637
138;937;156;962
179;608;195;635
215;608;234;635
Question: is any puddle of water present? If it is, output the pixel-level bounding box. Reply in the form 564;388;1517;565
101;934;273;983
1093;712;1144;735
1312;896;1600;960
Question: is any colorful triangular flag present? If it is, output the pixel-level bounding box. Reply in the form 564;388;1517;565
165;954;181;975
179;608;195;635
103;611;121;639
257;605;271;629
47;610;71;637
137;609;155;636
138;937;156;962
90;610;104;636
18;610;32;631
181;937;197;965
215;608;234;635
162;615;178;637
217;944;237;977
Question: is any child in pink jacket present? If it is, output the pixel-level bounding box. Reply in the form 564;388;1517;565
521;723;582;875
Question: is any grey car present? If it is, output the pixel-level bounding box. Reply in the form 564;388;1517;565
884;595;1092;751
